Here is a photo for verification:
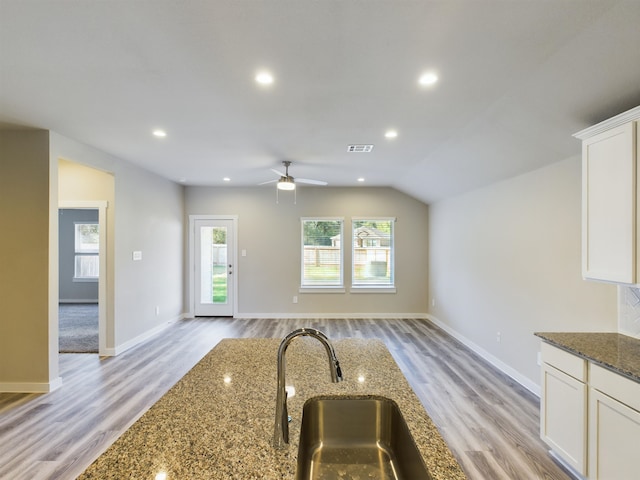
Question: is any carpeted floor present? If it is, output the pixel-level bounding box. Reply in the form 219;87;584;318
59;303;99;353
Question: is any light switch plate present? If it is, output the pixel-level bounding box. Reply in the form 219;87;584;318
132;251;142;261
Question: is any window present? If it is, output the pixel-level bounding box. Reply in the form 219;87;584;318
301;218;343;287
352;218;394;288
74;222;99;281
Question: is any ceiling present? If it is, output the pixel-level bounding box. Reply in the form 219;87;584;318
1;1;640;204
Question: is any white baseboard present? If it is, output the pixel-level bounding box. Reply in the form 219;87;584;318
427;314;540;397
0;376;62;393
548;449;586;480
106;315;182;357
233;313;429;319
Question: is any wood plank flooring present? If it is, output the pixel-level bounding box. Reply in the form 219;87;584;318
0;318;572;480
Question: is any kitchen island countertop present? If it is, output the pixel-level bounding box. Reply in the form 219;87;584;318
79;337;466;479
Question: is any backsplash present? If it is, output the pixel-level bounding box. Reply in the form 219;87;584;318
618;286;640;339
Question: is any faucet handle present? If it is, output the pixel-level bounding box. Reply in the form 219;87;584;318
335;360;343;381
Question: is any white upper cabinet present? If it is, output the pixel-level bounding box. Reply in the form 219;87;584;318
575;106;640;285
582;123;636;283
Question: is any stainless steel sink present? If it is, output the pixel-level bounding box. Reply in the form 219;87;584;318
295;396;432;480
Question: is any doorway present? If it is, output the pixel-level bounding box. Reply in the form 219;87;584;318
191;216;237;317
58;208;99;352
58;201;107;354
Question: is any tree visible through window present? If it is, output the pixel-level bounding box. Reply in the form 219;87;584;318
301;218;343;287
74;223;99;280
352;218;394;286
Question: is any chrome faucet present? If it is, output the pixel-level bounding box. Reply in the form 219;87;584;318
273;328;343;448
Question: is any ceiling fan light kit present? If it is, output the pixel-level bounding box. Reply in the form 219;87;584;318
260;161;327;203
277;176;296;191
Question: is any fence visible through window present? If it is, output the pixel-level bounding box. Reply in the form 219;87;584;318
352;219;394;286
301;218;343;287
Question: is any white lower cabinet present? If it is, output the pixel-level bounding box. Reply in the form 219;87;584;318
541;343;640;479
540;343;587;475
588;364;640;480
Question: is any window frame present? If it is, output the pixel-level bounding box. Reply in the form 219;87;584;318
300;217;345;292
73;222;99;282
351;217;396;292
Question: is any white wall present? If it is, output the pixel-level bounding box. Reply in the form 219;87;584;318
185;186;429;317
52;133;185;351
428;156;617;391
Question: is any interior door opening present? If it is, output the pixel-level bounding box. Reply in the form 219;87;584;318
58;208;99;353
58;201;107;356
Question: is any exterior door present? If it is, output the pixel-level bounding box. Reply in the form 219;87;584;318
194;218;235;316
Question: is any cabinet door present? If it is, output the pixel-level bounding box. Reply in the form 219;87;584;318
582;122;636;283
589;388;640;480
540;363;587;475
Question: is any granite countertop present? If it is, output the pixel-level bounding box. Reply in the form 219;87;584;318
535;332;640;383
79;338;466;479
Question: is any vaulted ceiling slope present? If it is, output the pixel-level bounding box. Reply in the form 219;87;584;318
1;1;639;203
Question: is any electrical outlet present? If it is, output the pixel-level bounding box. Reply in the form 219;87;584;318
431;298;435;307
155;306;160;316
293;296;298;304
496;331;501;343
537;351;541;366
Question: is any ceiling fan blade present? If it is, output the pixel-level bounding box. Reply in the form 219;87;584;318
258;179;278;185
271;168;286;176
296;178;328;186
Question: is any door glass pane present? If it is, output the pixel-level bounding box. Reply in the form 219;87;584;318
200;226;228;304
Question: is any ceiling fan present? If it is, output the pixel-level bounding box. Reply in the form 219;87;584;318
259;161;328;190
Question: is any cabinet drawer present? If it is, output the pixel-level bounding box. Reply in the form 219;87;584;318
590;363;640;412
541;342;587;382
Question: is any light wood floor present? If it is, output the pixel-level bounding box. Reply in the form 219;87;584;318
0;318;572;480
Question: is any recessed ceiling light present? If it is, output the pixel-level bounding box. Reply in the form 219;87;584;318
357;178;365;182
255;71;274;85
223;177;231;182
385;130;398;139
153;129;167;138
418;72;438;86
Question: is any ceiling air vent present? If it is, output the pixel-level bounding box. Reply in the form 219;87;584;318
347;144;374;153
